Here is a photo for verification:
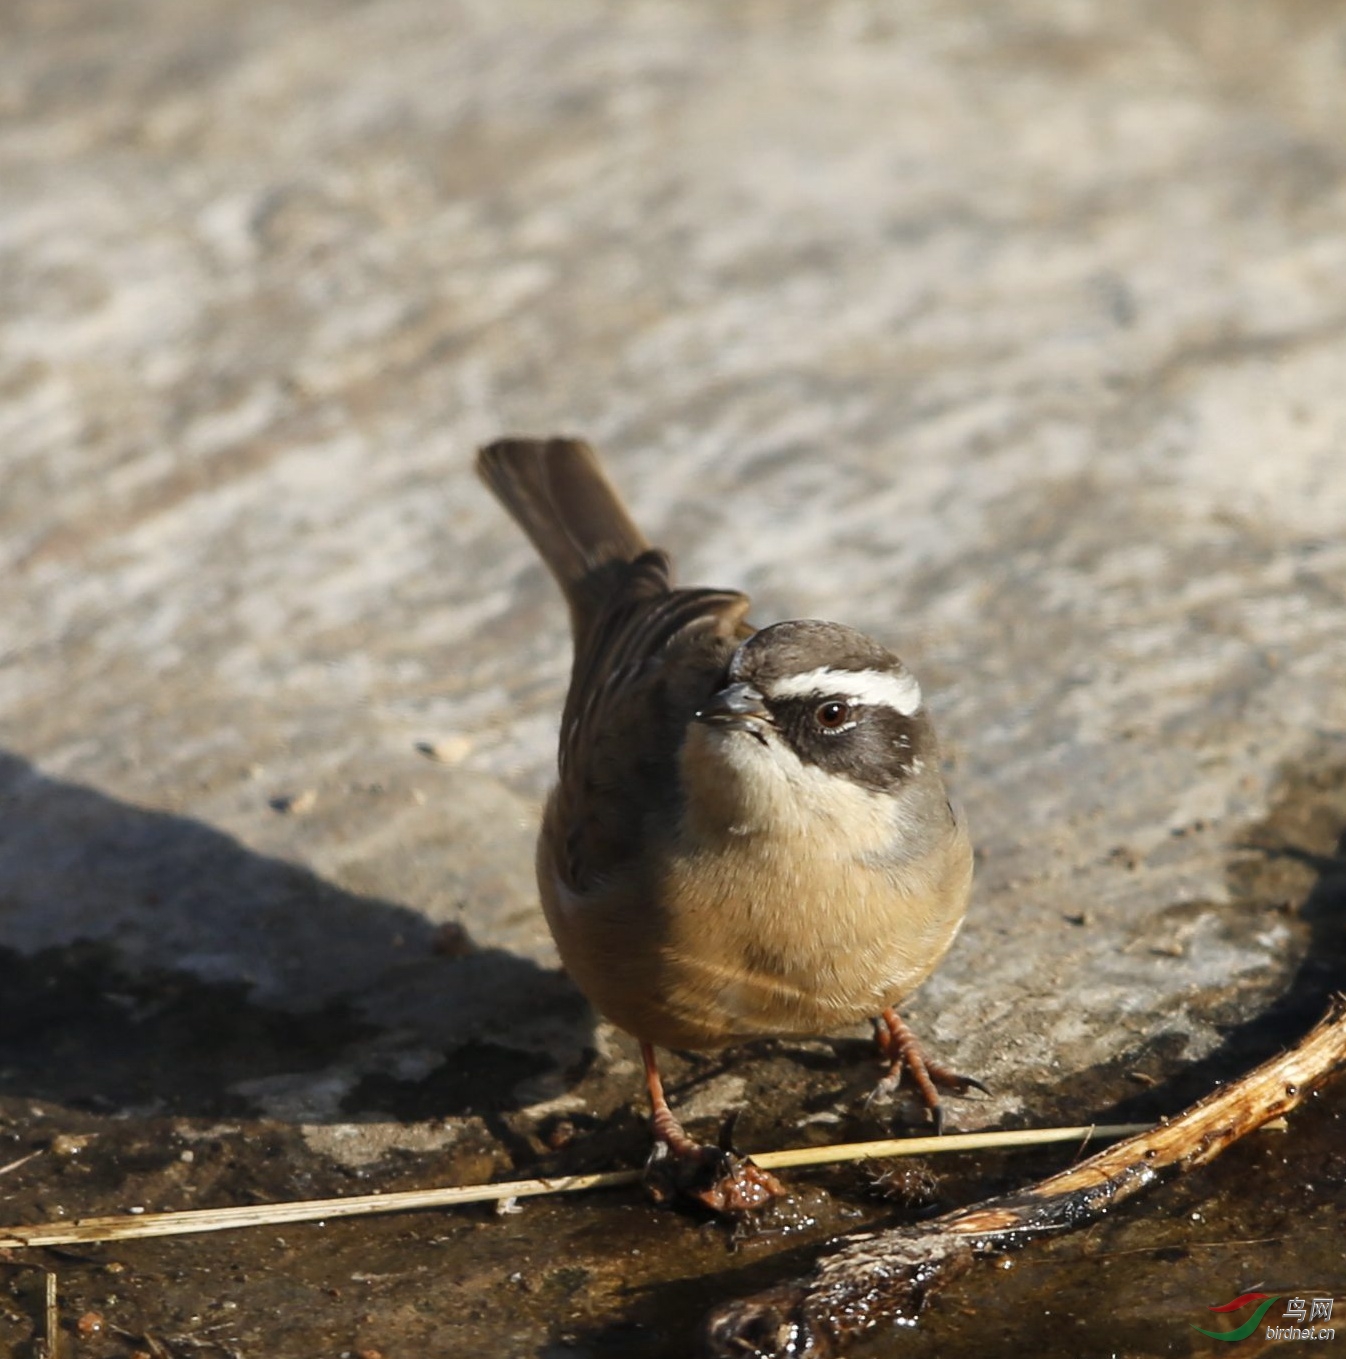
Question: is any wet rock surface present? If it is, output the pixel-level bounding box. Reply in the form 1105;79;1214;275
3;0;1345;1354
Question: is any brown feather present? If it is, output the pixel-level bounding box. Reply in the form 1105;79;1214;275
477;437;753;890
476;437;654;646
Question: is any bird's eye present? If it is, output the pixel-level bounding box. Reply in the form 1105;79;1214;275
815;700;853;731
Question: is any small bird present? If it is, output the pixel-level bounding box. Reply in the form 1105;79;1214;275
477;437;977;1211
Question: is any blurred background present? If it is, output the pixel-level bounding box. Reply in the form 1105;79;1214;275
2;2;1344;1355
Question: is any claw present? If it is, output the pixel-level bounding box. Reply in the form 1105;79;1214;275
641;1042;786;1214
643;1139;785;1214
718;1108;742;1152
872;1008;987;1130
949;1074;992;1097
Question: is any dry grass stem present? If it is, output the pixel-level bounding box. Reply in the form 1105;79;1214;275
0;1150;44;1178
0;1122;1148;1249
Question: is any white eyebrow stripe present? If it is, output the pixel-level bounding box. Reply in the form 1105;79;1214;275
767;665;923;715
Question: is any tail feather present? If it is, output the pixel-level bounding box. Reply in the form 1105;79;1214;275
476;437;661;639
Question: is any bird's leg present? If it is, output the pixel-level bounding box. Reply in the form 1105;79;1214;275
872;1007;988;1133
642;1041;702;1158
640;1042;785;1213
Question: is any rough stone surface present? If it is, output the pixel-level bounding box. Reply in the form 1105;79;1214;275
2;1;1345;1355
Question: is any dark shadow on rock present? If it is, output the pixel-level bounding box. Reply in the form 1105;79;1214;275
0;751;590;1120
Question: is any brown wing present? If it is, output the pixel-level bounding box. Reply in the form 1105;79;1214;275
476;437;753;890
553;570;753;892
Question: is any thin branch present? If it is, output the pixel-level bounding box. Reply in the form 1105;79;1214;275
703;996;1346;1358
0;1122;1147;1249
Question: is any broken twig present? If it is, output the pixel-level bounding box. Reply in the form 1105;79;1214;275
43;1268;59;1359
703;997;1346;1358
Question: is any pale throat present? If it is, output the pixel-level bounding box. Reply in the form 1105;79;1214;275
678;723;903;854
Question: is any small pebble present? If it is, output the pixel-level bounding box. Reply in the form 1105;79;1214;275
50;1133;93;1158
543;1116;576;1151
416;735;473;765
431;920;475;958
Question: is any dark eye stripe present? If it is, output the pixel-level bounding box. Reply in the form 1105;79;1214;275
760;693;926;793
815;700;853;730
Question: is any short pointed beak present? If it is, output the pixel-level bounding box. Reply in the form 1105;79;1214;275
694;681;771;729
